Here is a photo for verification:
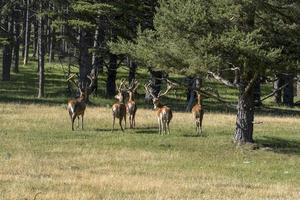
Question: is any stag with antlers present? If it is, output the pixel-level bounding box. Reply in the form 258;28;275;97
144;80;174;135
125;79;139;129
112;79;127;132
67;74;93;131
192;90;204;135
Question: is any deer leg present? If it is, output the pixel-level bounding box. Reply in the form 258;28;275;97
200;112;204;134
158;118;161;135
77;116;80;128
119;118;124;132
81;114;84;130
167;121;171;135
71;115;76;131
124;114;127;130
133;113;136;128
112;116;115;132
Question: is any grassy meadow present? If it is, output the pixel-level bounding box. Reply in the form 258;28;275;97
0;62;300;199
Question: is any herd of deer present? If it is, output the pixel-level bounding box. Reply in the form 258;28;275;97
67;77;204;135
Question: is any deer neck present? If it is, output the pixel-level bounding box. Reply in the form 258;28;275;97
128;92;134;102
197;95;201;105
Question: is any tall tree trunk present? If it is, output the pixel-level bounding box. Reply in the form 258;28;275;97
282;74;294;107
23;0;31;65
13;6;21;73
274;74;283;104
128;58;137;83
106;54;117;97
79;29;92;87
32;19;38;58
2;18;13;81
37;3;45;98
234;81;255;144
186;77;202;112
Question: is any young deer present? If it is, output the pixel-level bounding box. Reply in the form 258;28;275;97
144;82;173;135
112;79;127;132
125;79;139;129
192;90;204;134
67;75;93;131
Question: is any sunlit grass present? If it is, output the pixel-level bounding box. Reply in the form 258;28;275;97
0;103;299;199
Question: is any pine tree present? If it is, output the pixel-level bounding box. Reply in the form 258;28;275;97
111;0;300;144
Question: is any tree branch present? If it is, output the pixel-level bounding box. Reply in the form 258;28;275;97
261;82;289;102
207;70;239;88
241;72;259;99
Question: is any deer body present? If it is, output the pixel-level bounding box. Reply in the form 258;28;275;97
127;96;137;128
154;100;172;134
112;80;127;132
122;79;139;129
145;81;175;135
67;91;87;131
192;92;204;134
67;74;94;131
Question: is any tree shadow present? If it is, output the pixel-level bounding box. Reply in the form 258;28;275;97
256;136;300;155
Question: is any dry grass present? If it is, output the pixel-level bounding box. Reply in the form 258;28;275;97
0;103;299;200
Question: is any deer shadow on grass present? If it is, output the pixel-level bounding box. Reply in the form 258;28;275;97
133;126;159;135
256;136;300;155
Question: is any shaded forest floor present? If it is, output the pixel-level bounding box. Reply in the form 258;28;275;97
0;62;300;199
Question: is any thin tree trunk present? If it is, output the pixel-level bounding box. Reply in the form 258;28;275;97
234;82;255;144
32;19;38;58
282;74;294;107
2;18;13;81
38;2;45;98
106;54;117;97
297;71;300;97
23;0;31;65
13;6;21;73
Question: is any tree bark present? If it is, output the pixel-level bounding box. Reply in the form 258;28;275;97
106;54;117;97
282;74;294;107
38;2;45;98
23;0;31;65
234;79;255;144
2;17;13;81
253;77;261;106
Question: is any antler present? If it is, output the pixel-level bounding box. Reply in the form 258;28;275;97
144;82;156;99
67;73;80;88
157;81;174;98
87;75;93;88
117;79;127;92
126;79;139;92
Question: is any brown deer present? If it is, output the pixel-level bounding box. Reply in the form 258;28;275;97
112;79;127;132
125;79;139;129
67;75;93;131
144;81;174;135
192;90;204;134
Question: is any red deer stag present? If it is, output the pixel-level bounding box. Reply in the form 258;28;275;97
67;74;93;131
144;81;174;135
192;90;204;134
112;79;127;132
125;79;139;128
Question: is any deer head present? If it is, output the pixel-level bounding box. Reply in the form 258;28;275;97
144;80;174;109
